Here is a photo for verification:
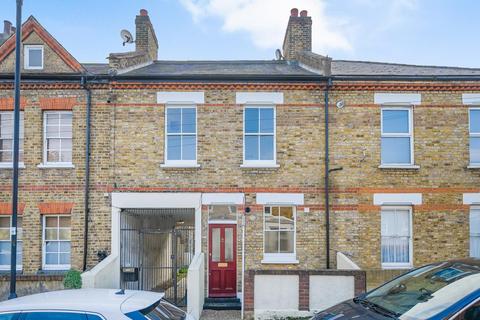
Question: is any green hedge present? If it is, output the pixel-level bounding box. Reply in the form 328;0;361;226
63;269;82;289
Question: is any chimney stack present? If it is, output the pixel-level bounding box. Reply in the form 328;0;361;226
0;20;14;45
282;8;312;61
3;20;13;35
135;9;158;60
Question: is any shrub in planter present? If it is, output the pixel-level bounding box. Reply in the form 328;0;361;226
64;269;82;289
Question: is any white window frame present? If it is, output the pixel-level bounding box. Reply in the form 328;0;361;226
162;105;198;167
381;206;413;269
0;216;22;271
242;105;278;168
41;111;73;168
380;107;415;167
470;206;480;258
24;44;44;70
0;111;25;168
469;108;480;167
42;215;71;271
262;205;298;264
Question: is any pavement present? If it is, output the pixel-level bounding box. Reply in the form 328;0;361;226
200;310;241;319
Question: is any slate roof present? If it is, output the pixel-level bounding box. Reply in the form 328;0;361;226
82;59;480;78
331;60;480;76
85;60;317;77
83;63;110;75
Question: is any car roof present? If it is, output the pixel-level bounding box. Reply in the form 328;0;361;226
0;289;164;314
436;258;480;268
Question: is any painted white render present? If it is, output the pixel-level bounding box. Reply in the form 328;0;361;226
236;92;284;104
462;93;480;105
254;275;299;311
256;193;304;205
373;193;422;205
374;93;421;105
157;91;205;104
201;193;244;205
463;193;480;205
309;275;355;311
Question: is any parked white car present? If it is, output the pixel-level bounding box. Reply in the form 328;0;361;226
0;288;193;320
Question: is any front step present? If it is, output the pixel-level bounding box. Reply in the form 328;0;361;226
203;297;241;310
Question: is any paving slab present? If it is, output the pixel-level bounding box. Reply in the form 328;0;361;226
201;310;241;320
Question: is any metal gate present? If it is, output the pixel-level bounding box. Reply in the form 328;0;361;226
120;209;195;306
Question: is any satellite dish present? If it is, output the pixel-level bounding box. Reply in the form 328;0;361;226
120;29;134;46
336;100;345;109
275;49;283;61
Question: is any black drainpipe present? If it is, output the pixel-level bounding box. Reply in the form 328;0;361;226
324;77;333;269
81;76;92;272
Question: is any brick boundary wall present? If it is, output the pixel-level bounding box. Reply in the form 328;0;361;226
244;269;366;313
0;274;65;301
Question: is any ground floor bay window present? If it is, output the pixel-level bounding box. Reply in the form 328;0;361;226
381;207;412;269
263;206;297;264
470;207;480;258
0;216;22;270
42;215;71;270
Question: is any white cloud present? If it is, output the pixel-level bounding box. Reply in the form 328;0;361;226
178;0;352;54
352;0;419;31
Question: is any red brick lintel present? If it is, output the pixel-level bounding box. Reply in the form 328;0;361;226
39;97;77;110
0;203;25;215
37;202;74;215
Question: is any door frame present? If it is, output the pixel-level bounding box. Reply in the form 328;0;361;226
208;223;237;298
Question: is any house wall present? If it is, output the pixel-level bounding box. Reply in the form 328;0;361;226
109;86;327;296
329;87;479;269
0;81;479;295
0;88;113;274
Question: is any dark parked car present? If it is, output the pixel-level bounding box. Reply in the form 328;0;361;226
312;259;480;320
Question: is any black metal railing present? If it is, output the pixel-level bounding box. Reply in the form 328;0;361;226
120;209;195;307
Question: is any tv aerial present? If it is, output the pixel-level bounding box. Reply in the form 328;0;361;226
120;29;134;46
275;49;283;60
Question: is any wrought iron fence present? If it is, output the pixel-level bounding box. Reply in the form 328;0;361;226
120;209;195;307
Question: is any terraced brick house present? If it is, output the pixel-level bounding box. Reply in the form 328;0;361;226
0;7;480;319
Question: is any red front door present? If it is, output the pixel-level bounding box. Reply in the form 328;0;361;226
208;224;237;297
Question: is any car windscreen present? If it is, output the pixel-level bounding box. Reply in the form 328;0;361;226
126;299;186;320
362;262;480;320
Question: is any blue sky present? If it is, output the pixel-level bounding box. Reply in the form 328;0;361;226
2;0;480;67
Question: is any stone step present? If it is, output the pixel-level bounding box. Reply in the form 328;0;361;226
203;297;241;310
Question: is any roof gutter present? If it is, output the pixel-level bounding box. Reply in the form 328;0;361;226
3;73;480;82
332;75;480;81
0;73;329;82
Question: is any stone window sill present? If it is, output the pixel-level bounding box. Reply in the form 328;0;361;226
381;263;412;270
37;163;75;169
240;162;280;169
467;164;480;169
160;162;201;169
261;254;298;264
0;268;22;272
378;164;420;170
39;267;70;273
0;163;25;169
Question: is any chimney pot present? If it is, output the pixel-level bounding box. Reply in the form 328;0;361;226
290;8;299;17
140;9;148;16
300;10;308;17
